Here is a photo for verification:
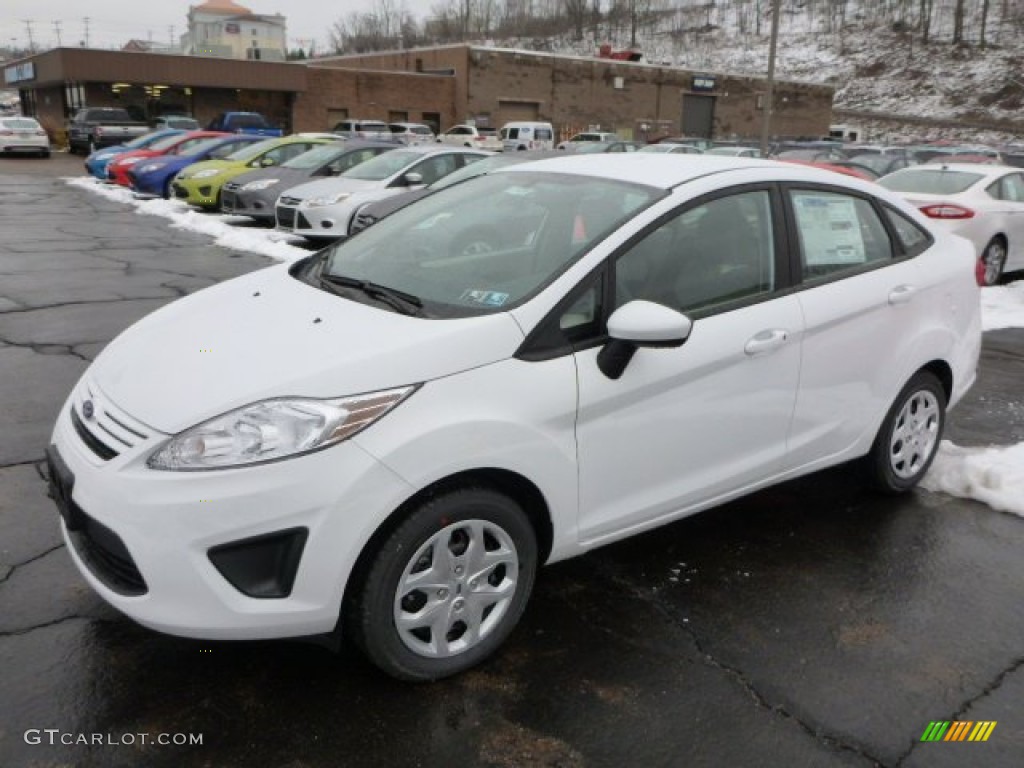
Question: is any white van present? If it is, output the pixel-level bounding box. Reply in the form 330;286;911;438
499;121;555;151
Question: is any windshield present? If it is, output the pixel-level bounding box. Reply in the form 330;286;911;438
341;149;422;181
225;138;283;162
878;169;983;195
282;143;345;170
149;133;190;151
315;171;662;318
126;132;168;149
181;138;227;157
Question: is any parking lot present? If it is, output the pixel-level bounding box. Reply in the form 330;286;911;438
1;152;1022;768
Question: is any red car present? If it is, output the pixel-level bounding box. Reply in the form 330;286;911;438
778;158;876;182
105;131;229;186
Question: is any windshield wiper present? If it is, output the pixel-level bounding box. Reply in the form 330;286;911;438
318;273;424;316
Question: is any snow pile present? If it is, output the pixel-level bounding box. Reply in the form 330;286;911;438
922;441;1024;517
65;177;308;264
980;281;1024;331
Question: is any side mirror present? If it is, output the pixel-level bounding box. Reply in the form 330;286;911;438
259;157;276;168
597;300;692;380
403;172;424;187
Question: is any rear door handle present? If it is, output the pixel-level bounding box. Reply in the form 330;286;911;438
888;285;917;305
744;329;789;356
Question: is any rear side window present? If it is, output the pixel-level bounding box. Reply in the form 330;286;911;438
535;129;553;141
883;207;931;256
790;190;893;279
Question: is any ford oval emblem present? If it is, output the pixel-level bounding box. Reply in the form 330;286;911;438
82;400;95;420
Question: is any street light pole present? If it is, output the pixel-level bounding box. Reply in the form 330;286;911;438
759;0;782;156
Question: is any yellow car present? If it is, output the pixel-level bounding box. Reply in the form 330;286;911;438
171;136;337;209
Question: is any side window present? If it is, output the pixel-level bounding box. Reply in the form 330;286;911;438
271;143;313;165
459;154;486;169
412;154;457;185
883;206;931;256
1001;174;1024;202
614;190;776;314
790;190;892;280
331;149;375;174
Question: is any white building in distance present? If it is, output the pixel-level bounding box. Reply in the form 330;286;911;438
182;0;287;61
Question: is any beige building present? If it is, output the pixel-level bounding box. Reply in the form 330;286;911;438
182;0;287;62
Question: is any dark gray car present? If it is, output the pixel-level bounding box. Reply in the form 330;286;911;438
221;141;397;223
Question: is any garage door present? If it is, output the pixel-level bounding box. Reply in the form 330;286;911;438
681;95;715;139
498;100;540;123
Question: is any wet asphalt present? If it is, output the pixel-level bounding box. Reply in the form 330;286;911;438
0;153;1022;768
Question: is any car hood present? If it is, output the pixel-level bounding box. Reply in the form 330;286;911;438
91;264;526;434
284;176;382;201
178;158;239;178
229;167;313;188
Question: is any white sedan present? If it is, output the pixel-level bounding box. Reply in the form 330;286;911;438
275;146;491;241
48;155;980;681
0;115;50;157
879;163;1024;285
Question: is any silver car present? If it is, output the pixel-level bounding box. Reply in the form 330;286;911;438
275;146;491;241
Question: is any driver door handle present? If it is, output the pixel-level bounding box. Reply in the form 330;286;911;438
888;285;917;305
744;329;789;356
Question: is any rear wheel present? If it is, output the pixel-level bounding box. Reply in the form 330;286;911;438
346;486;538;681
865;371;945;493
979;237;1007;286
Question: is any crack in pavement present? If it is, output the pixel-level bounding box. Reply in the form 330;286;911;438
0;543;66;586
594;561;887;767
893;655;1024;766
0;614;95;639
0;334;92;362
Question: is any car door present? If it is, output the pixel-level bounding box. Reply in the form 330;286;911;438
781;184;925;470
572;187;804;543
987;172;1024;271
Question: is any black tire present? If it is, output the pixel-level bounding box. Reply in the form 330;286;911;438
40;149;51;158
979;237;1006;286
864;371;945;493
346;486;538;682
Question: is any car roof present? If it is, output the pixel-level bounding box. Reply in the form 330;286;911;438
494;154;818;189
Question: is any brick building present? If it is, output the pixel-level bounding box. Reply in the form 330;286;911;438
4;44;832;144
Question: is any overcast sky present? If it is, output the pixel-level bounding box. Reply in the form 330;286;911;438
1;0;378;54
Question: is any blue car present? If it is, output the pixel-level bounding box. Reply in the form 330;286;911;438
84;129;183;180
127;134;266;198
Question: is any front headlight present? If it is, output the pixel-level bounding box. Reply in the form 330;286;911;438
139;163;162;173
116;157;142;167
192;168;222;179
306;192;350;208
147;387;416;471
242;178;280;191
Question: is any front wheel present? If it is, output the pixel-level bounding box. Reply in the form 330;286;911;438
864;371;945;493
346;486;538;681
979;237;1006;286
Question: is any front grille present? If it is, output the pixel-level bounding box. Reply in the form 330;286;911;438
221;190;237;211
276;205;296;229
297;212;312;230
69;513;148;596
349;212;377;235
71;379;152;461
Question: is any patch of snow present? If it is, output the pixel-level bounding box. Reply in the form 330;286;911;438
980;281;1024;331
922;440;1024;517
65;177;308;264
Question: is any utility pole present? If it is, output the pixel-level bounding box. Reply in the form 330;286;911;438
53;20;63;47
759;0;782;156
22;20;35;53
169;26;175;48
83;17;91;48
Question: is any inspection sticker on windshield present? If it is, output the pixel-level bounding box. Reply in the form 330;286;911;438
460;290;510;307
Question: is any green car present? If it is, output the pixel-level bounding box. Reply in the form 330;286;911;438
171;135;337;209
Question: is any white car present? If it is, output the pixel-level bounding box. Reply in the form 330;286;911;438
48;155;980;681
388;122;435;145
275;146;490;241
436;124;503;151
0;115;50;157
878;163;1024;285
557;131;619;149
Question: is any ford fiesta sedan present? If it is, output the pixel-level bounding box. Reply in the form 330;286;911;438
48;156;980;681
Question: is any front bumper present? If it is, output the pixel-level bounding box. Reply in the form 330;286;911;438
277;200;353;240
49;378;414;640
171;176;226;208
221;186;275;220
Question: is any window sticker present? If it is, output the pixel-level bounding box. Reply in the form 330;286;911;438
460;290;510;307
794;194;866;265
